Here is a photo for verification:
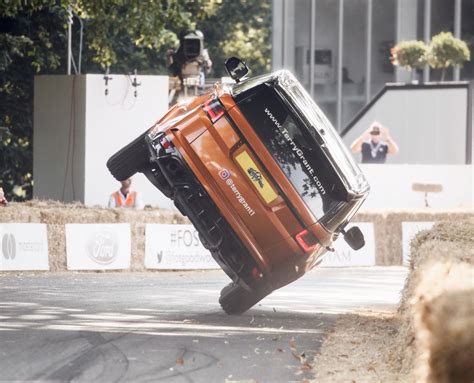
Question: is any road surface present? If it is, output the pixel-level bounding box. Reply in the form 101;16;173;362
0;267;406;382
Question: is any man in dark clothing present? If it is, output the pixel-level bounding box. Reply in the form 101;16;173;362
350;122;399;164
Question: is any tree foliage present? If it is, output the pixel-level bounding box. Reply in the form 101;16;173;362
428;31;471;80
391;40;428;71
0;0;271;201
198;0;271;77
1;2;67;200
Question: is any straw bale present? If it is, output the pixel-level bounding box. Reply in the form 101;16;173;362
355;210;473;266
393;218;474;382
414;263;474;383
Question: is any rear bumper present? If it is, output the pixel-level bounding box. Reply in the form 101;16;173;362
144;132;270;293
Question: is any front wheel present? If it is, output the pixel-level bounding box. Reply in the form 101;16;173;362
219;283;264;315
107;131;150;181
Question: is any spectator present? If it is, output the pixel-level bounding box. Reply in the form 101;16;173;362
108;177;144;209
350;122;399;164
342;67;354;83
0;187;7;207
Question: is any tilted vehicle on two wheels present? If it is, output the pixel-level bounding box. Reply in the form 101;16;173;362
107;58;369;314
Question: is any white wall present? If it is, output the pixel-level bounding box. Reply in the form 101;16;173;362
360;164;473;210
343;86;469;164
34;76;87;202
83;75;171;208
34;74;172;208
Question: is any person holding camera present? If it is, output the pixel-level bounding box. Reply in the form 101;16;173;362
350;122;399;164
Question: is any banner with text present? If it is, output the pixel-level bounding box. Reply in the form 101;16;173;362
145;224;218;269
66;224;131;270
320;223;376;267
146;223;375;270
402;221;435;265
0;223;49;271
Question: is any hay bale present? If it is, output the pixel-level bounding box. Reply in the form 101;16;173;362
393;218;474;382
355;210;473;266
416;285;474;383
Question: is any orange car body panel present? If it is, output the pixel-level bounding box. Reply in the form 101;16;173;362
150;84;332;287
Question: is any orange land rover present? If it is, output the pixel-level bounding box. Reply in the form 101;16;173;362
107;58;370;314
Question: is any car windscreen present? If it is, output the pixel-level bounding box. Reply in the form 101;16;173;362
235;84;348;223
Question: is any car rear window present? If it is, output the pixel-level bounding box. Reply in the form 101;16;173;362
236;85;347;221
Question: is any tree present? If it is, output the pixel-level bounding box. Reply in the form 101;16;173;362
390;40;428;81
428;31;471;81
1;1;270;202
199;0;271;77
0;3;67;200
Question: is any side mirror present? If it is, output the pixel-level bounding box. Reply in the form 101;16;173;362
225;57;249;83
343;226;365;251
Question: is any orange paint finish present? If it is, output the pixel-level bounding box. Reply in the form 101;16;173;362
189;130;299;271
158;86;329;276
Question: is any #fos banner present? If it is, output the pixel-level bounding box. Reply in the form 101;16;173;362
320;222;376;267
145;224;219;269
66;224;131;270
0;223;49;271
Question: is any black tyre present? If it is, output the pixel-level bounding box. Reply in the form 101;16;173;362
219;283;263;315
107;131;150;181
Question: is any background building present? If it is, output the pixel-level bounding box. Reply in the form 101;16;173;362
272;0;473;131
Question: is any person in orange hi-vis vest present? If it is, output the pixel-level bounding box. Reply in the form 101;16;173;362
108;177;144;209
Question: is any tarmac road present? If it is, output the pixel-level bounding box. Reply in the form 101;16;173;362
0;267;407;382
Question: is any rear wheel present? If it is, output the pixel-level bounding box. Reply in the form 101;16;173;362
107;132;150;181
219;283;264;315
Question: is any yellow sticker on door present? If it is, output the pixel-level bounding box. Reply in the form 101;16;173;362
235;151;278;204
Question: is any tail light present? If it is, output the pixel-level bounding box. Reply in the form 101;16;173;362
295;229;319;253
159;135;174;154
203;97;225;123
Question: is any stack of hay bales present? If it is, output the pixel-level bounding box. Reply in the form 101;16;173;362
395;219;474;382
354;210;473;265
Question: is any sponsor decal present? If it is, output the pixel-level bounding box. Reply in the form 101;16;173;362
219;169;231;180
66;224;130;270
0;224;49;271
220;169;256;217
264;108;326;196
235;151;278;204
2;233;16;260
86;230;119;265
248;168;264;188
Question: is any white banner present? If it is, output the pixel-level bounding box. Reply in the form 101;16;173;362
0;224;49;271
402;221;434;265
320;223;376;267
145;224;218;269
66;224;131;270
